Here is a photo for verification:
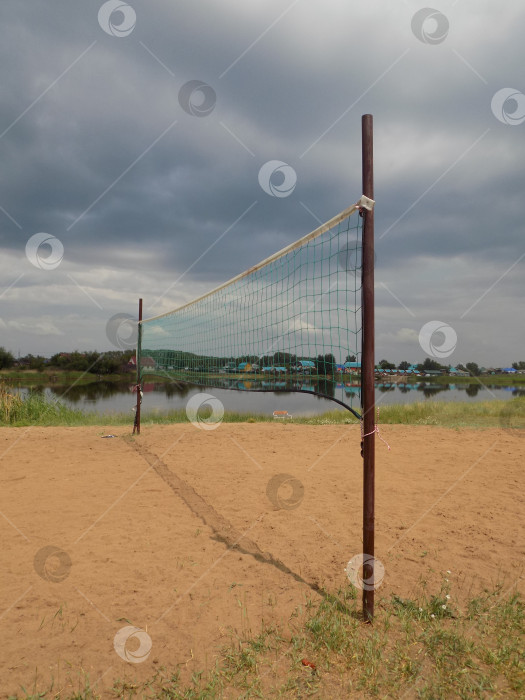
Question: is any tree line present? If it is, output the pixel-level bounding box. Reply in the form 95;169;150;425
1;346;523;376
377;358;518;375
0;348;134;374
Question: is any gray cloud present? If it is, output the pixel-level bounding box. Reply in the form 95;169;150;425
0;0;524;364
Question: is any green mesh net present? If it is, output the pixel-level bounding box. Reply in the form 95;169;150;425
139;204;363;416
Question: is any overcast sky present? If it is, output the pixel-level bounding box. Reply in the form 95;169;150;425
0;0;523;367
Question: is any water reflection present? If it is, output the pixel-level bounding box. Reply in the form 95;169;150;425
48;381;127;403
416;383;448;398
24;385;45;396
14;380;524;416
378;384;396;393
33;380;525;404
153;376;343;399
163;382;193;399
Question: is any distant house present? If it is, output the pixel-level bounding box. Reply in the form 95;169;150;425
293;360;316;373
129;355;156;369
502;367;517;373
449;366;469;377
344;361;361;373
385;364;420;375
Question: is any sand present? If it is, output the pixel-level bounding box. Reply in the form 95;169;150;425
0;423;523;697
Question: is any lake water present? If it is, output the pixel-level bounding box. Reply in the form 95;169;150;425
17;379;525;418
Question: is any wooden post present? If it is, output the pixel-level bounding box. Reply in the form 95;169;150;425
361;114;375;621
133;298;143;435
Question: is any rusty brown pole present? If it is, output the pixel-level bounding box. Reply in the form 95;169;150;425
133;298;143;435
361;114;375;621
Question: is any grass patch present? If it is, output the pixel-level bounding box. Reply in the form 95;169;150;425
378;398;525;429
404;374;525;386
0;383;87;425
10;585;523;698
0;370;133;385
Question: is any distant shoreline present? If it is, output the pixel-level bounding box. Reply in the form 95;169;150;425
1;368;524;387
0;369;134;385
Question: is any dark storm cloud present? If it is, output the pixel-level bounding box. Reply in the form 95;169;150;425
0;0;524;361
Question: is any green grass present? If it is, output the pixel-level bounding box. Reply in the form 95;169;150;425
378;398;525;429
9;584;524;699
142;397;525;430
0;369;133;385
403;373;525;386
1;383;524;429
3;368;525;388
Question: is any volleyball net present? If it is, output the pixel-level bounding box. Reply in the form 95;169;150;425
138;196;374;418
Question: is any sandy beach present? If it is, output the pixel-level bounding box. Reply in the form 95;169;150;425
0;423;523;697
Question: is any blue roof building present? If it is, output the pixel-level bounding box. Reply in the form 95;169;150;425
344;361;361;370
